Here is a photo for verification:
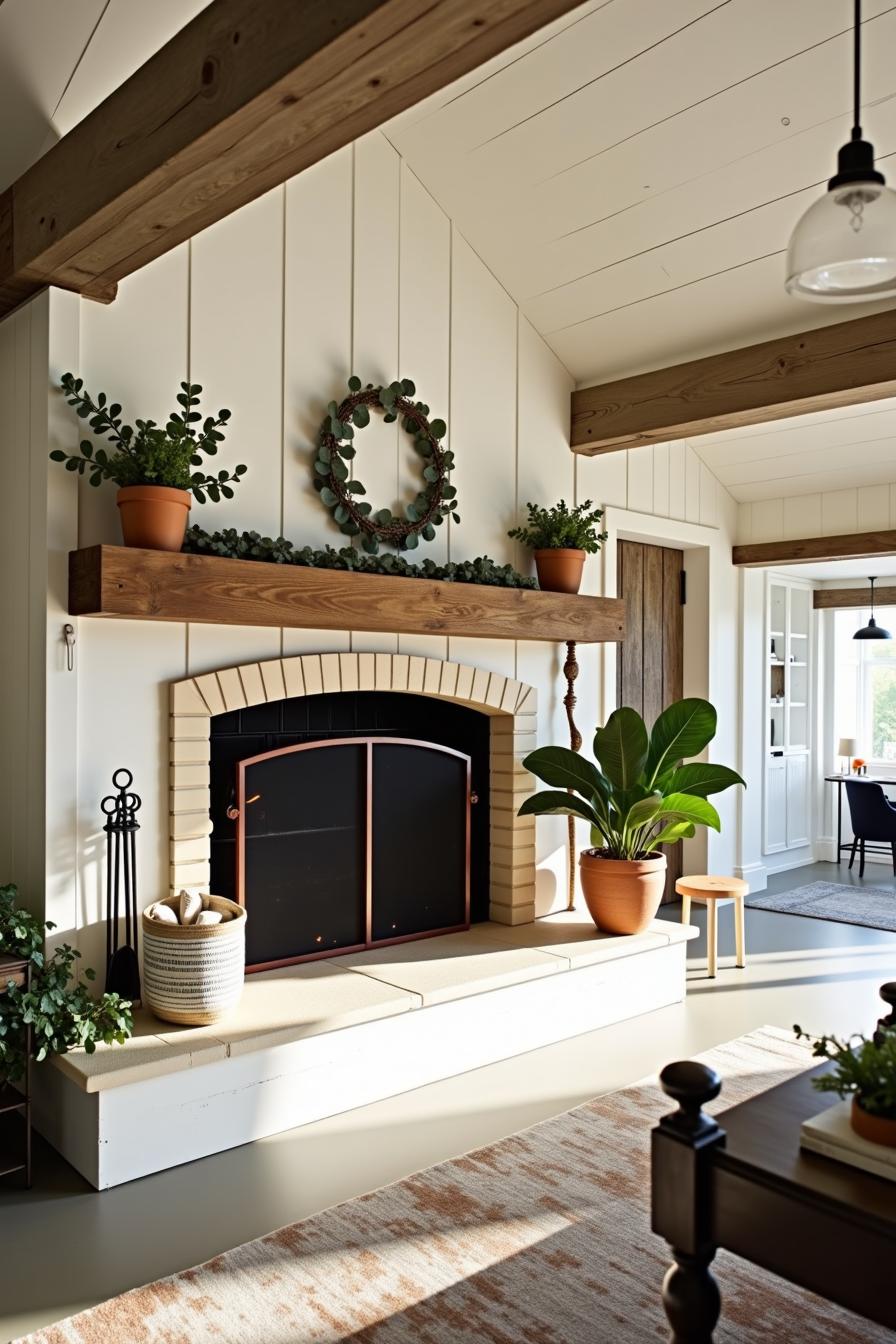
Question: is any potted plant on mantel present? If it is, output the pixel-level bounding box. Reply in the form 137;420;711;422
508;499;607;594
50;376;248;552
518;699;745;935
795;1020;896;1148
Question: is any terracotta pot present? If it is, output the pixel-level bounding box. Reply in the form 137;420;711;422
579;849;667;935
534;548;586;594
851;1096;896;1148
117;485;191;551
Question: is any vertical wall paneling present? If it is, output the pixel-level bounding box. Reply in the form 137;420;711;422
699;464;717;528
750;498;784;543
653;444;670;518
821;489;858;537
41;291;81;941
515;315;575;915
352;134;402;653
685;447;701;523
396;163;451;658
856;484;890;532
668;441;687;521
282;146;354;655
448;232;517;679
782;493;822;539
189;189;284;538
189;188;286;671
576;448;627;516
282;147;353;553
79;246;190;547
627;444;653;514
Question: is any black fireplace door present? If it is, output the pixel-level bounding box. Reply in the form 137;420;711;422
237;737;470;969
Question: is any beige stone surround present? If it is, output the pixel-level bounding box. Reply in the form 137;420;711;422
169;652;539;926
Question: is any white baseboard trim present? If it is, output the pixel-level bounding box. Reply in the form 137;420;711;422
733;862;767;891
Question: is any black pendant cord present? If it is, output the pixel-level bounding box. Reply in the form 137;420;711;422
870;575;877;620
853;0;862;140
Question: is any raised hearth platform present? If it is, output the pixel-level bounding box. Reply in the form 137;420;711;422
33;913;696;1188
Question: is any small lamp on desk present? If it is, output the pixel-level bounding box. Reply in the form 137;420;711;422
838;737;857;774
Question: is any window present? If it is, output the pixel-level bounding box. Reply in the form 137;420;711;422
833;609;896;763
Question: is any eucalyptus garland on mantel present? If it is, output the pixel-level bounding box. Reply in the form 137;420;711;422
314;376;458;554
183;526;535;588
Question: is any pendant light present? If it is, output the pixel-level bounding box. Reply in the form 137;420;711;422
853;576;892;640
786;0;896;302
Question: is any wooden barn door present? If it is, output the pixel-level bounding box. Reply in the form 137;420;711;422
616;541;684;903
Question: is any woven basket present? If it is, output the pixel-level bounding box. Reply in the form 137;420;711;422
142;895;246;1026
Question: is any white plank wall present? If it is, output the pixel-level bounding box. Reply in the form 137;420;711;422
3;127;739;949
34;132;588;946
737;484;896;543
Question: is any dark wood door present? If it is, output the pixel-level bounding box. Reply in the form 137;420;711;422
616;541;684;902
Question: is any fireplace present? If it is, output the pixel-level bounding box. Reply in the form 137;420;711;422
169;653;539;932
208;691;488;970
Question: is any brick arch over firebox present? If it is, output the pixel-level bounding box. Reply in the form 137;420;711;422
169;652;539;926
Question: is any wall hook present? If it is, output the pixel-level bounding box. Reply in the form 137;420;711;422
63;623;76;672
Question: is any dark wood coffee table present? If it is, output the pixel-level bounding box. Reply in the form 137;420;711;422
651;1012;896;1340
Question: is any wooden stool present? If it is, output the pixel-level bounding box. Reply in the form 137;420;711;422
676;875;748;979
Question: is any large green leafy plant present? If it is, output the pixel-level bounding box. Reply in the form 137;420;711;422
794;1025;896;1118
51;375;247;503
0;884;132;1084
519;699;744;860
508;499;607;553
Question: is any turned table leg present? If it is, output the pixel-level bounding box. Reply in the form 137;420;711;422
652;1061;726;1344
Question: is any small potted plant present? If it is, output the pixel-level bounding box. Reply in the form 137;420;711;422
518;699;744;934
0;884;132;1085
508;499;607;594
794;1022;896;1148
51;376;248;551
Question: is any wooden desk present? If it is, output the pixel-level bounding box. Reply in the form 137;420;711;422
825;773;896;864
652;1050;896;1339
0;956;31;1187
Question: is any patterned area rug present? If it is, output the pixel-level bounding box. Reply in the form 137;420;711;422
749;880;896;932
18;1029;891;1344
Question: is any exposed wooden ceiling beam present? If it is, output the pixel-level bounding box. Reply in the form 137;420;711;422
0;0;581;317
813;586;896;609
733;529;896;568
570;309;896;454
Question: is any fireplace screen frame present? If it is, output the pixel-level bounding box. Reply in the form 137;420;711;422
235;735;472;972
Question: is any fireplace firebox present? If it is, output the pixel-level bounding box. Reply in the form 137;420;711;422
208;692;489;970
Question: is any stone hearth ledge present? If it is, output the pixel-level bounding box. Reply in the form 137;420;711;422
53;915;697;1093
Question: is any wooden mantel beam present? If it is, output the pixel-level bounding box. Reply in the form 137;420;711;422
814;587;896;609
733;529;896;568
0;0;582;317
570;309;896;454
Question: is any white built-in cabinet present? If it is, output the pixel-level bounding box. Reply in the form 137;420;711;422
764;576;812;856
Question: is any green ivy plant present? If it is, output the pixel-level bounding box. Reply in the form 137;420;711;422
314;376;457;554
51;375;248;504
508;499;607;553
794;1024;896;1119
0;884;132;1085
184;525;536;588
519;699;744;861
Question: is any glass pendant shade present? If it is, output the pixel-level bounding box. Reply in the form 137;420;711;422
786;176;896;302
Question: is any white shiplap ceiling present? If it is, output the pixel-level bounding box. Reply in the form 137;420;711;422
384;0;896;386
689;397;896;501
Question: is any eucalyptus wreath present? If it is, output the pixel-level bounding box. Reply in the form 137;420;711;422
314;376;458;554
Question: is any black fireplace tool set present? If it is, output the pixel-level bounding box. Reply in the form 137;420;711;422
102;768;142;1002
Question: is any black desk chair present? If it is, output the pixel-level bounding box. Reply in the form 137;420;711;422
844;780;896;876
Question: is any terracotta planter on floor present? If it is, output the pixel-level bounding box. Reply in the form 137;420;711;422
851;1097;896;1148
117;485;191;551
579;849;667;935
534;548;585;594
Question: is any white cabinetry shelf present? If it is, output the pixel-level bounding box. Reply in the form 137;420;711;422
764;576;813;857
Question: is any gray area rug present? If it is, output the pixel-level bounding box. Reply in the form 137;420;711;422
749;881;896;932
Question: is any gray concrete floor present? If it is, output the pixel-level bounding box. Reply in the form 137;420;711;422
2;860;895;1342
